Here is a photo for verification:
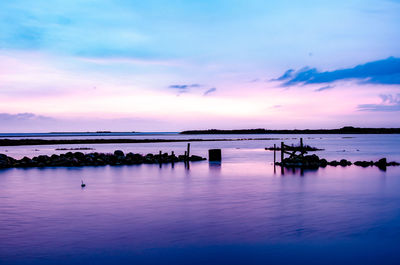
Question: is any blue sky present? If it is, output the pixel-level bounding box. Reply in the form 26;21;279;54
0;0;399;131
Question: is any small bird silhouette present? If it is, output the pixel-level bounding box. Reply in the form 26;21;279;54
81;180;86;188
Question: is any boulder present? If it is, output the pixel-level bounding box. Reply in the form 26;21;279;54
114;150;125;157
328;160;339;166
319;159;328;167
354;161;373;167
339;159;351;167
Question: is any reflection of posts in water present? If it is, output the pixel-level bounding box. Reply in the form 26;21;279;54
185;160;190;170
273;144;276;174
209;161;221;172
187;143;190;160
281;142;284;175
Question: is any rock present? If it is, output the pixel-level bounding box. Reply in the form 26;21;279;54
0;150;206;168
328;160;339;166
339;159;351;167
114;150;124;157
19;156;32;167
319;159;328;167
304;154;320;163
0;154;8;161
374;158;387;166
190;155;206;161
37;155;50;162
374;158;387;170
354;161;373;167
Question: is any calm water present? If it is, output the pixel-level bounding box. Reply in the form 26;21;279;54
1;134;400;264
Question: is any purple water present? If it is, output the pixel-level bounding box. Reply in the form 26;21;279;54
1;134;400;264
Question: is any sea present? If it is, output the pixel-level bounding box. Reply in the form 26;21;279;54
1;133;400;265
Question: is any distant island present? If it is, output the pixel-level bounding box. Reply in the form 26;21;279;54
0;138;278;147
180;126;400;134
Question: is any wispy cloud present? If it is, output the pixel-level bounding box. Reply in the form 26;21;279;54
0;112;173;132
168;84;201;91
0;112;53;122
314;85;334;92
272;69;295;81
358;94;400;112
203;87;217;96
275;57;400;86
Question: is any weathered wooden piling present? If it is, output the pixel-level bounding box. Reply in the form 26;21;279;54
273;144;276;165
187;143;190;160
281;142;284;165
300;138;303;150
209;149;222;162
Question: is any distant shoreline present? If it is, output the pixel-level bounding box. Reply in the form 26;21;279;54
0;132;177;138
180;127;400;134
0;138;279;147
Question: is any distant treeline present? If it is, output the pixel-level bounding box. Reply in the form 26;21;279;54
0;138;277;147
180;126;400;135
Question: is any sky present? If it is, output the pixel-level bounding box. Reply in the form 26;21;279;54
0;0;399;132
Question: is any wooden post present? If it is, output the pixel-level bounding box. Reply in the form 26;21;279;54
184;151;187;161
187;143;190;160
281;142;284;165
171;151;175;166
209;149;222;162
300;138;303;151
159;150;162;164
273;144;276;165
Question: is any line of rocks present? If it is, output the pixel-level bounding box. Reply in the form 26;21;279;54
0;150;206;168
275;155;400;170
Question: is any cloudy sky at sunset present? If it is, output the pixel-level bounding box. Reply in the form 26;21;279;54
1;0;399;132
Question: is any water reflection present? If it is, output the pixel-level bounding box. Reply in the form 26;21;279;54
275;166;319;177
1;144;400;264
209;162;221;171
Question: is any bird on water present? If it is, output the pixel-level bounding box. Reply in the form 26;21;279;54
81;180;86;188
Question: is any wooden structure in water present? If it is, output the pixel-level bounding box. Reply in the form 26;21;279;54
274;138;307;166
209;149;222;162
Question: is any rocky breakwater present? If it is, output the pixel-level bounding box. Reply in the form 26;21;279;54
275;154;400;170
0;150;206;168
